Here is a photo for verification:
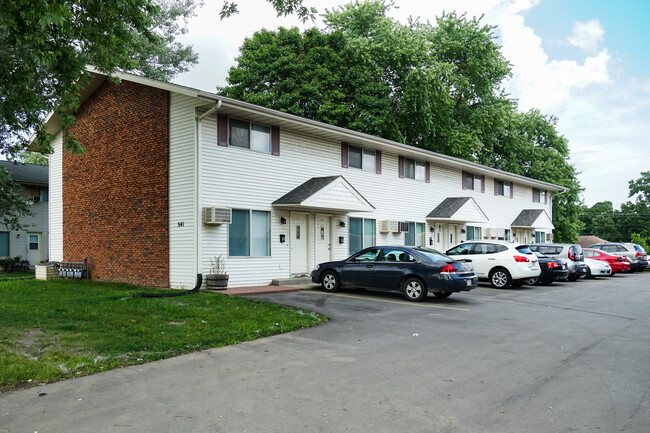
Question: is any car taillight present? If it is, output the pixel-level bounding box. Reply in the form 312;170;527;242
547;261;561;269
616;256;625;262
514;255;530;263
568;250;575;261
636;251;642;258
441;264;456;274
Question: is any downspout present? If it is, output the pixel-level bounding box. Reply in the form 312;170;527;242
195;100;222;288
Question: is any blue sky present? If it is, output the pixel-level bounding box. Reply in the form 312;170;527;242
174;0;650;208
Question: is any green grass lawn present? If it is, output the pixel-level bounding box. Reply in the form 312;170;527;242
0;279;326;392
0;271;35;281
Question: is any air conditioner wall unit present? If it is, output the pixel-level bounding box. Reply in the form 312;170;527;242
203;207;232;224
379;220;400;233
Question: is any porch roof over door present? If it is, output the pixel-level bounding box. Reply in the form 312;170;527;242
272;175;375;212
426;197;489;224
511;209;555;229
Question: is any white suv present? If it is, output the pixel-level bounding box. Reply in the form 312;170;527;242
446;240;541;288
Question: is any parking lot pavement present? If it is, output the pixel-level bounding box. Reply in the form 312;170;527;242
2;273;650;432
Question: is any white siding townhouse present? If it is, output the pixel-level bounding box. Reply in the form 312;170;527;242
42;68;563;289
0;160;49;265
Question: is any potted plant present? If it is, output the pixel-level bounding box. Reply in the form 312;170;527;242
205;256;229;290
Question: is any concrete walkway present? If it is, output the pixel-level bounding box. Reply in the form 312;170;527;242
203;283;318;296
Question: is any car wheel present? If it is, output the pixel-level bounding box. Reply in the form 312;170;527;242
403;277;427;302
489;268;511;289
568;273;578;281
525;277;539;285
320;271;340;292
610;272;616;276
586;268;592;278
540;278;554;285
434;291;452;299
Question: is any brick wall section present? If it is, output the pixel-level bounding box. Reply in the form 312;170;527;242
63;80;170;287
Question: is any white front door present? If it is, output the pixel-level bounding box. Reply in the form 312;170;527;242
448;224;458;250
26;233;42;265
290;213;309;275
315;214;331;265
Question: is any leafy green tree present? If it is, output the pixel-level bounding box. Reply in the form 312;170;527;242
1;0;199;158
220;0;316;21
222;1;582;240
0;167;33;231
620;171;650;239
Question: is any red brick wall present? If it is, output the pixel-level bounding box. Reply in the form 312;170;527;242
63;80;170;287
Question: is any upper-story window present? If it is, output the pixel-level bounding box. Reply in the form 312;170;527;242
341;142;381;174
533;188;547;204
348;145;377;172
399;156;429;182
218;114;280;155
495;179;513;198
462;171;484;192
230;119;270;152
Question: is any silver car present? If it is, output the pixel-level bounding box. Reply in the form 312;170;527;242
587;242;648;272
528;243;587;281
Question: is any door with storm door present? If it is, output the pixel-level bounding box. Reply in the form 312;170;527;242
290;214;309;275
315;214;331;265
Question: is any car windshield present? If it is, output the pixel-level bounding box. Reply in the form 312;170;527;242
414;248;450;262
634;245;646;253
516;246;533;254
532;251;547;258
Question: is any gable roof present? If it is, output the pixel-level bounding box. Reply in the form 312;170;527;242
426;197;489;223
0;160;48;186
273;175;374;212
511;209;554;229
37;66;565;193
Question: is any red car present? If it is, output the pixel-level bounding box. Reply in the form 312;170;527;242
583;248;631;275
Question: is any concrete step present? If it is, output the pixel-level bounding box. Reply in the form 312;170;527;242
270;276;312;286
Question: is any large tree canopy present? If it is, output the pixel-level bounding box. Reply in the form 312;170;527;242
222;0;583;241
0;0;200;158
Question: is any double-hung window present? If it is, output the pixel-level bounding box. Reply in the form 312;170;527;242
495;180;513;197
342;143;381;173
399;157;429;182
0;232;9;257
349;218;376;255
229;209;271;256
533;188;547;203
463;171;484;192
230;119;271;153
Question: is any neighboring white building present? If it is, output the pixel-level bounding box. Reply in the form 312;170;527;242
44;69;563;288
0;160;49;265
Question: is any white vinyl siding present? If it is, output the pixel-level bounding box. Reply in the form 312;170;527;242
169;93;199;288
49;132;63;261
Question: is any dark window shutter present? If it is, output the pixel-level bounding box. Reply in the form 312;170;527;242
462;171;467;190
510;182;514;198
376;150;382;174
494;179;498;196
341;142;349;168
532;188;536;202
271;126;280;156
425;162;430;183
398;156;404;178
481;175;485;193
544;190;548;204
217;114;228;147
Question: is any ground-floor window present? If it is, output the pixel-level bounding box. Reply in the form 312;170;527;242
466;226;482;241
535;231;546;243
0;232;9;257
504;229;511;242
229;209;271;256
349;218;376;255
404;222;425;246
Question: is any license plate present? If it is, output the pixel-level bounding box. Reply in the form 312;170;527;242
466;279;473;286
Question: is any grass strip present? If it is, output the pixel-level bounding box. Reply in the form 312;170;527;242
0;279;326;392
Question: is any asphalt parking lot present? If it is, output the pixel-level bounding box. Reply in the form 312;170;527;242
2;272;649;432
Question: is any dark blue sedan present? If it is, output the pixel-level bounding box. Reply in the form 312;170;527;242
310;246;478;301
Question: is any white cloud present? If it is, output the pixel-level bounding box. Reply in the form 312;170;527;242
568;20;605;53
